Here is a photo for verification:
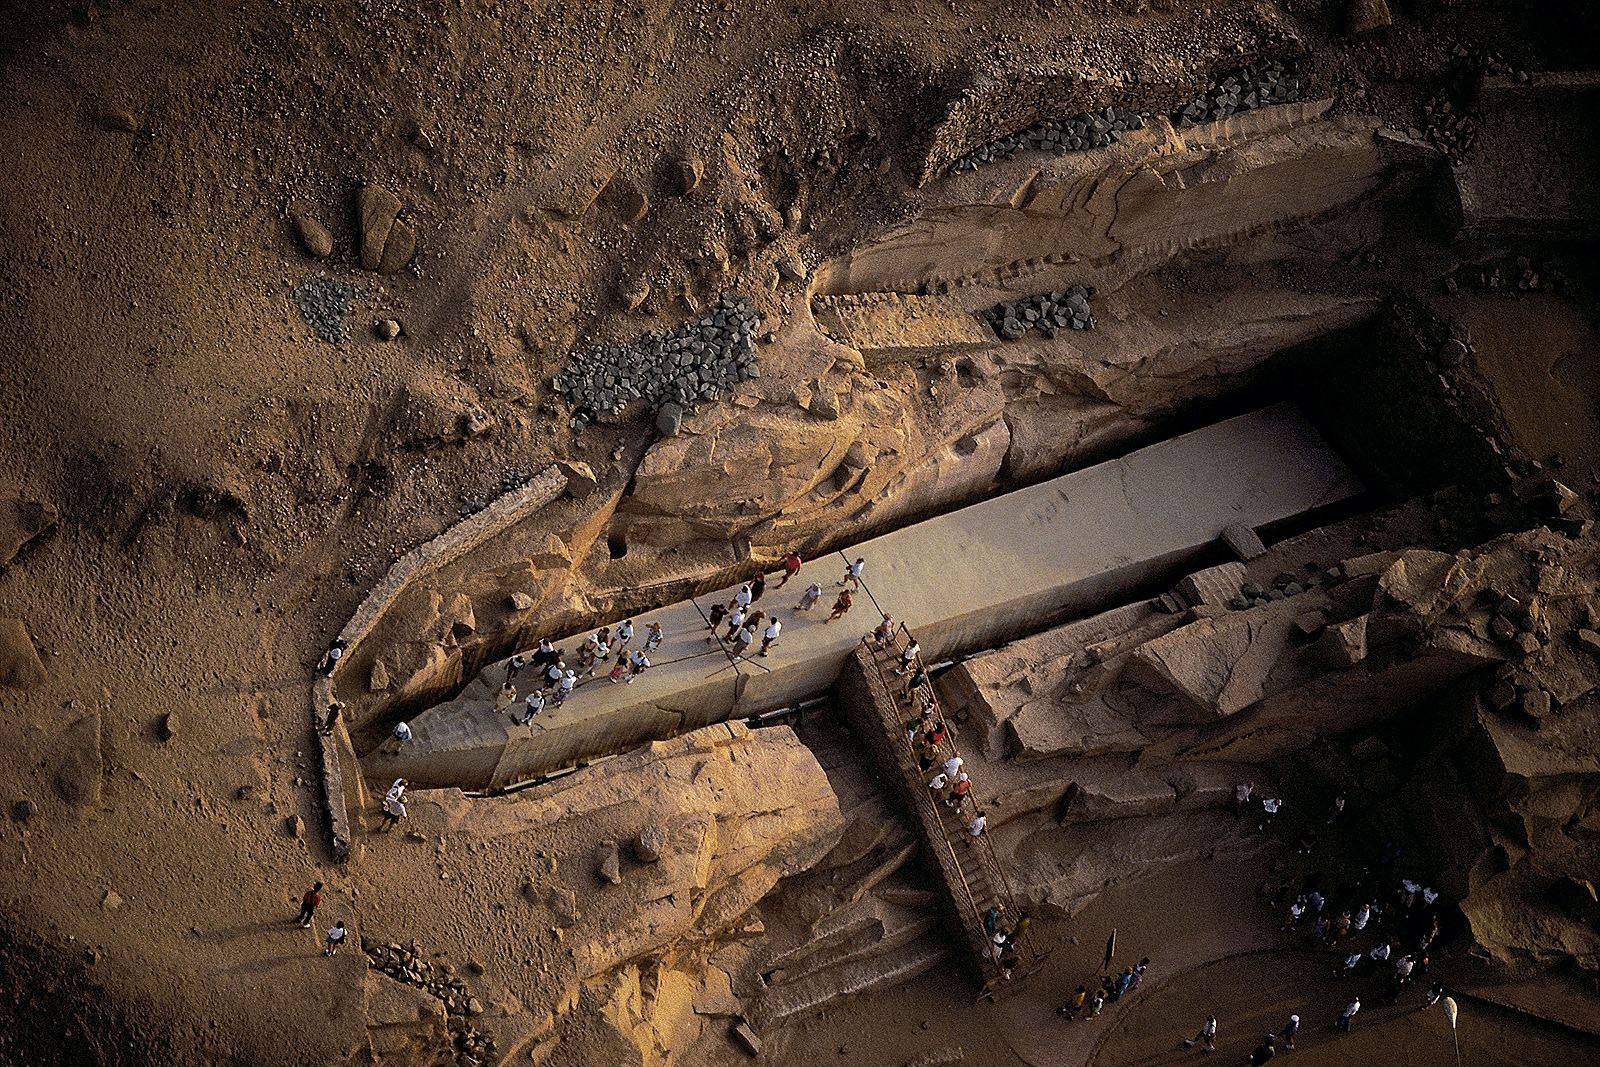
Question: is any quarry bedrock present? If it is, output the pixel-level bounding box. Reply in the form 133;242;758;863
373;403;1361;791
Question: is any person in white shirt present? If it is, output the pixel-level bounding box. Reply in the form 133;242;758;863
324;921;348;957
795;582;823;612
1352;903;1371;931
896;640;921;675
1234;780;1255;815
518;691;544;724
614;619;635;653
643;622;664;653
1258;796;1281;831
380;779;407;830
759;618;781;657
731;584;753;611
391;721;412;745
554;670;576;706
968;811;987;837
840;557;865;589
1337;997;1360;1032
626;650;650;683
723;606;747;642
944;755;963;779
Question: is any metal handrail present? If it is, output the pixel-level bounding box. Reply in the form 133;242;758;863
871;623;1032;964
857;635;996;954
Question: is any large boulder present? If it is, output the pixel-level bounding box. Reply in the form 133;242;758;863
356;183;416;273
0;618;46;690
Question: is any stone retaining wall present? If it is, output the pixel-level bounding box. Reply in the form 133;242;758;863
311;466;567;862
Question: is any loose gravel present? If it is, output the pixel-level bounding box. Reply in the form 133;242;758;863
553;294;760;434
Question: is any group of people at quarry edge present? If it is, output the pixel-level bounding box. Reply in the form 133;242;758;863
472;551;875;727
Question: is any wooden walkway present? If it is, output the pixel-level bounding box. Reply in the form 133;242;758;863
838;629;1041;995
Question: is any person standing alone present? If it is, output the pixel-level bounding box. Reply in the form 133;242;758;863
294;882;323;928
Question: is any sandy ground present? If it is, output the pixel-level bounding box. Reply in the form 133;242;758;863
733;818;1600;1067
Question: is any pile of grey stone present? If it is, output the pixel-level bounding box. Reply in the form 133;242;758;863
1174;61;1299;128
983;287;1094;340
1231;569;1322;610
554;294;760;435
366;941;494;1064
949;107;1144;174
292;276;362;344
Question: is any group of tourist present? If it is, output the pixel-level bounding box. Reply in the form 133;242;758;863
1058;956;1153;1022
1042;783;1457;1058
290;880;349;958
1156;790;1454;1058
484;618;666;724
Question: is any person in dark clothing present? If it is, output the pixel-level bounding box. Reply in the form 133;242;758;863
1280;1014;1299;1050
704;602;728;642
294;882;323;928
750;571;767;603
1247;1035;1276;1066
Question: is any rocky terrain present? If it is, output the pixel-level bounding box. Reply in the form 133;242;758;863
2;0;1599;1065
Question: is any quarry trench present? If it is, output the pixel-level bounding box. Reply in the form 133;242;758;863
343;289;1505;803
365;400;1385;796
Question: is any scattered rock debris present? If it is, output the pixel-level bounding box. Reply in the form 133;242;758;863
1174;60;1299;128
553;293;760;432
366;941;495;1066
947;107;1144;174
983;287;1094;340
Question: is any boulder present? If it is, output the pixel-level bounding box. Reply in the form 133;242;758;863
731;1020;762;1057
369;660;391;692
52;712;102;809
557;460;598;500
356;183;415;273
289;208;333;258
1347;0;1391;35
597;840;622;885
675;157;704;195
655;403;684;438
0;618;46;690
0;498;58;567
157;712;178;743
1221;522;1267;561
634;823;667;862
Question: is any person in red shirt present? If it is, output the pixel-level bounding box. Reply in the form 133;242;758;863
777;551;803;587
295;882;323;928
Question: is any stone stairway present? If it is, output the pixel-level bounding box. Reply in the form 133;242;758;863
838;638;1033;991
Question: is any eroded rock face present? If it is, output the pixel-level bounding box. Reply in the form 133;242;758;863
943;520;1600;981
354;721;844;1066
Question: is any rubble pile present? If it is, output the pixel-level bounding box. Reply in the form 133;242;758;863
553;294;760;434
365;940;495;1066
947;107;1144;174
983;287;1095;339
1230;567;1326;609
292;276;362;344
1174;60;1299;127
